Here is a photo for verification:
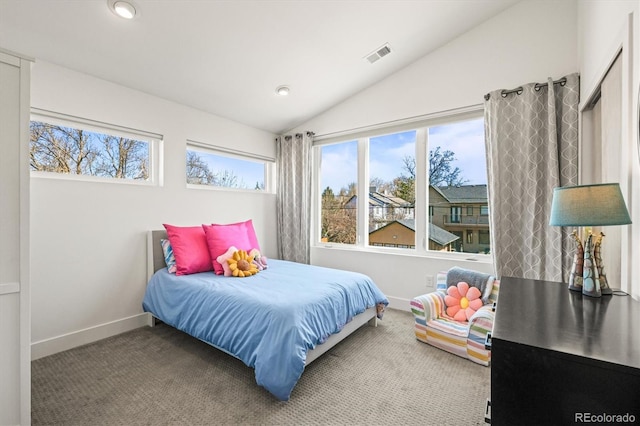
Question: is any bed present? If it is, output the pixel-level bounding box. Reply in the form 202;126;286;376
142;230;388;401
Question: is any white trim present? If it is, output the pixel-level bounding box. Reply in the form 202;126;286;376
31;107;162;141
314;104;483;145
386;296;412;312
30;170;157;186
0;48;34;64
31;313;150;360
187;139;275;163
0;282;20;295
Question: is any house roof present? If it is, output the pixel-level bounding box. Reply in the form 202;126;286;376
370;219;460;246
347;191;412;208
369;191;412;208
436;185;488;204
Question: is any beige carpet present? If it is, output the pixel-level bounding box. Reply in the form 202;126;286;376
32;309;491;425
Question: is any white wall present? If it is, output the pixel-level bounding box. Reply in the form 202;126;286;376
577;0;640;299
295;0;578;310
30;61;277;358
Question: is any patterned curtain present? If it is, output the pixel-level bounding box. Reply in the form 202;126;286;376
484;73;579;281
276;132;313;263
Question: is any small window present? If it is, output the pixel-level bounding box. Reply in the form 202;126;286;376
30;110;160;184
479;230;490;245
186;141;273;191
480;205;489;216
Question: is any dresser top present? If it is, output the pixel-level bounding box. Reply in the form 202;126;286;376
493;277;640;372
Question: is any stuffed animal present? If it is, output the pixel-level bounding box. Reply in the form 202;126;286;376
249;248;268;270
227;249;259;277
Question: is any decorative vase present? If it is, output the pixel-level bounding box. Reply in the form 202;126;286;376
582;233;601;298
568;230;584;292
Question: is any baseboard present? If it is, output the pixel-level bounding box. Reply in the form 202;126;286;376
386;295;411;312
31;313;150;360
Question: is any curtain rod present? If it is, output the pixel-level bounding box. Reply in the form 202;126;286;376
484;77;568;101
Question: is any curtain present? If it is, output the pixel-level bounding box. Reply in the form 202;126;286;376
276;132;313;263
484;73;579;281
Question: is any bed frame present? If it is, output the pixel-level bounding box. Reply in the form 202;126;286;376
146;230;377;365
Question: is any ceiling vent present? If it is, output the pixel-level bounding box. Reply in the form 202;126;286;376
365;43;392;64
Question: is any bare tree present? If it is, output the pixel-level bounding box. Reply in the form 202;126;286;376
186;150;215;185
30;122;149;180
429;146;466;187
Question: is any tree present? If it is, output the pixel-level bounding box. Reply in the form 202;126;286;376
321;186;356;244
185;151;245;188
429;146;467;187
94;134;148;179
186;150;215;185
30;122;150;180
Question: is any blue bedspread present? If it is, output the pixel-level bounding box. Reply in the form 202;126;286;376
142;259;388;400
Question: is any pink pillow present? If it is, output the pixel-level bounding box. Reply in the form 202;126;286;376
444;281;483;322
163;224;213;276
203;220;260;275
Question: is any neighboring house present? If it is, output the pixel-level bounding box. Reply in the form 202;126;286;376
369;219;459;251
346;186;414;229
364;185;490;253
429;185;491;254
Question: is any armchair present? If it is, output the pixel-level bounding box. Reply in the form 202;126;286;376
410;269;499;366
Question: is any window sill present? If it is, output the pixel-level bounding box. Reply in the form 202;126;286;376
312;242;493;264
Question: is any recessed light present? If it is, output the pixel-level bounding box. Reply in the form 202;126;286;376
276;86;290;96
108;0;137;19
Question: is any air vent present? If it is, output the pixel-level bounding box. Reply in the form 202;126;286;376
365;43;392;64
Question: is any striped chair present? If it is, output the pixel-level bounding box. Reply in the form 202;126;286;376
411;271;499;366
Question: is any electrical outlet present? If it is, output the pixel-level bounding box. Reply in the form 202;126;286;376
426;275;435;289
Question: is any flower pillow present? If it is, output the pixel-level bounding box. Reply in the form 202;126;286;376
444;281;483;322
160;239;177;274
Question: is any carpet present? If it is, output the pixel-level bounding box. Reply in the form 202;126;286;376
32;309;490;425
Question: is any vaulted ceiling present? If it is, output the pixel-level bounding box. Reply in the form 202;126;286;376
0;0;519;134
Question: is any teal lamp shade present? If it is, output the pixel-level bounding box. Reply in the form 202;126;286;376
549;183;632;227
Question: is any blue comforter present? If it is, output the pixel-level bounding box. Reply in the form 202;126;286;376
142;259;388;400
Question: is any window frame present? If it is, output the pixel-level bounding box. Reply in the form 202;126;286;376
30;108;162;186
185;139;275;193
312;105;491;261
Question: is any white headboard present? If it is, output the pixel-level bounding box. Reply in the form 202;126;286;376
147;230;168;282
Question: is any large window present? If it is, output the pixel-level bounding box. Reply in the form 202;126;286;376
315;109;491;256
186;141;273;191
30;110;160;184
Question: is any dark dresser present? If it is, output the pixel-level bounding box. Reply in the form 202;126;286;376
490;276;640;425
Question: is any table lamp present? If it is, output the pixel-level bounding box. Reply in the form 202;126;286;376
549;183;632;297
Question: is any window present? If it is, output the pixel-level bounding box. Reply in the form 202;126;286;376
368;130;416;250
29;110;160;184
450;206;462;223
186;141;273;191
314;108;491;256
319;140;357;244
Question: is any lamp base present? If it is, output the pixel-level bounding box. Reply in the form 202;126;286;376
568;282;582;292
582;286;602;298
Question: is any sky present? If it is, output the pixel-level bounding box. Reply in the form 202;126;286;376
198;151;265;189
321;117;487;193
